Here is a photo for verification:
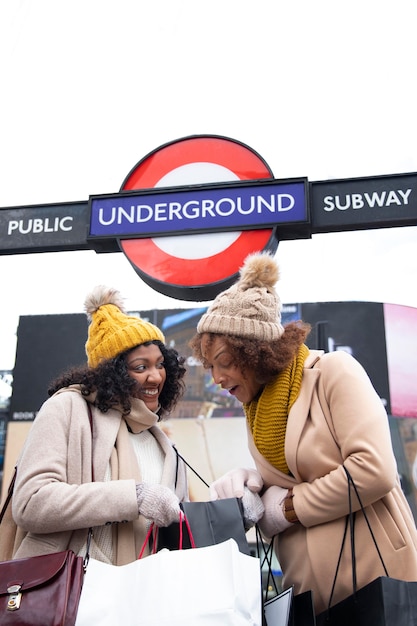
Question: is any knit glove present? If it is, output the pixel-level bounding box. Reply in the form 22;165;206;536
210;468;264;500
257;486;293;538
136;483;181;527
241;487;265;530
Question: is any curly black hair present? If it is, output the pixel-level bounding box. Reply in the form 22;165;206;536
189;320;311;385
48;340;186;418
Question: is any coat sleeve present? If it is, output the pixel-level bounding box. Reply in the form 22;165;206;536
12;393;139;534
292;350;398;526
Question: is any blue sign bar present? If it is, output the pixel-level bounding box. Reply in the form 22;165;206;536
88;178;308;239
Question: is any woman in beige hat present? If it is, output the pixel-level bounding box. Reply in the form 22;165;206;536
9;286;188;564
190;252;417;615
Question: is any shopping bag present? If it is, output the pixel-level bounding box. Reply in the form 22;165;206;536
316;466;417;625
291;591;316;626
315;576;417;626
263;588;316;626
157;497;251;555
75;538;262;626
264;586;293;625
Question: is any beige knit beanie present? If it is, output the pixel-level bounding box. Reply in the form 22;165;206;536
197;252;284;341
84;285;165;368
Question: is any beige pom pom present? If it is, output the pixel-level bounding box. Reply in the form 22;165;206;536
239;252;279;290
84;285;126;321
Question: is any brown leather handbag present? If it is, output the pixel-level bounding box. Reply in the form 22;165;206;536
0;544;86;626
0;403;94;625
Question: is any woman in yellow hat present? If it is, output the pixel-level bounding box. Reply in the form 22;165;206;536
10;286;187;564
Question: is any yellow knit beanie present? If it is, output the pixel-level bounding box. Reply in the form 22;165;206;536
84;285;165;368
197;252;284;341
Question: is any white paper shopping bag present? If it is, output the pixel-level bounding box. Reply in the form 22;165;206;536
76;538;262;626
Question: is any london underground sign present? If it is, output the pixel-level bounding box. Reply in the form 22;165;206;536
89;179;307;239
105;135;309;300
1;134;417;301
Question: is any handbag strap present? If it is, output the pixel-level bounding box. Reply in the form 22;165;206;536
86;402;95;481
0;467;17;524
83;402;95;569
0;401;95;566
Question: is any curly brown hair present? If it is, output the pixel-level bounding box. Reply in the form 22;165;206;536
48;341;186;418
189;321;311;384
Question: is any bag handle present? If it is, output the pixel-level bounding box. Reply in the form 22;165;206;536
255;525;280;601
343;466;388;576
173;445;210;488
138;511;196;559
326;465;389;610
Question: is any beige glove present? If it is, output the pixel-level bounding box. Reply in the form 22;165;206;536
210;468;264;500
257;486;293;538
136;483;181;527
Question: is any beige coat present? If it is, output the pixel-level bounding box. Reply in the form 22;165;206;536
250;350;417;614
10;390;188;560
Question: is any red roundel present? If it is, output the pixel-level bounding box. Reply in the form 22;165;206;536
119;135;278;301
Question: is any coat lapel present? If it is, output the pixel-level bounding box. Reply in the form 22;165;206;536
285;354;322;481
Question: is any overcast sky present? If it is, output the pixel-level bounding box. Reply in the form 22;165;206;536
1;0;417;370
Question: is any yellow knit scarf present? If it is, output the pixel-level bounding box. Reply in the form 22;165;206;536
244;344;309;474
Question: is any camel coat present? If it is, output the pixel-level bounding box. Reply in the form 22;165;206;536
9;390;188;560
249;350;417;614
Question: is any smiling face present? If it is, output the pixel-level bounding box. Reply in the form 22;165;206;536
201;334;262;404
126;343;167;412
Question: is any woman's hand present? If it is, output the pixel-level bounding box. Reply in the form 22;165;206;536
210;468;264;500
257;486;293;538
210;468;265;531
136;483;181;527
